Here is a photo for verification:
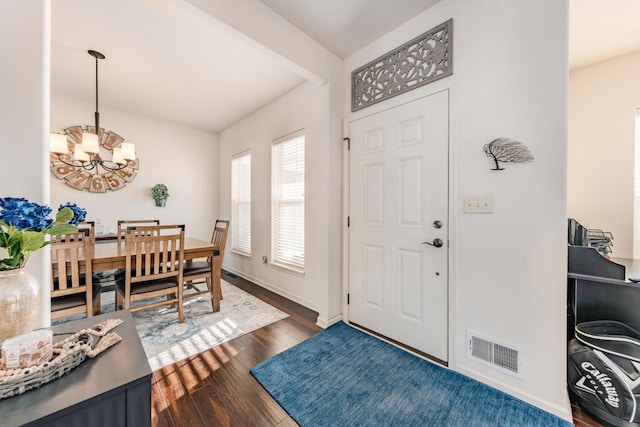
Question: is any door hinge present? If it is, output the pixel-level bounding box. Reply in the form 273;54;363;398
343;137;350;150
347;293;350;305
347;216;350;227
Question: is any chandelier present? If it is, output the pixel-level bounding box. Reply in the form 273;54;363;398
49;50;135;172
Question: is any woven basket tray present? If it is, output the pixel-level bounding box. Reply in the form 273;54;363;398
0;318;122;401
0;334;93;400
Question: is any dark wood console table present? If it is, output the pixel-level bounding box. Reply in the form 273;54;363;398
0;311;151;427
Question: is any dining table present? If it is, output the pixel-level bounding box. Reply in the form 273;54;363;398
52;237;222;312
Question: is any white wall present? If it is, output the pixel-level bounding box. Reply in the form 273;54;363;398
0;1;52;327
344;0;570;420
219;82;328;312
568;51;640;258
51;95;219;241
185;0;344;326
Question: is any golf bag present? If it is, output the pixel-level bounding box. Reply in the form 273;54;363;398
568;320;640;427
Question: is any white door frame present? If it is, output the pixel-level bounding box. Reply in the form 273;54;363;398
341;82;458;368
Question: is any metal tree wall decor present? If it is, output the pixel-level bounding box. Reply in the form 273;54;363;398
483;138;534;171
351;19;452;112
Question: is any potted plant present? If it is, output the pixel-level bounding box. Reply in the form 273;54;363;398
151;184;169;207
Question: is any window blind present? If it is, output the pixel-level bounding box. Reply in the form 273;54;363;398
231;152;251;256
271;132;305;272
635;109;640;258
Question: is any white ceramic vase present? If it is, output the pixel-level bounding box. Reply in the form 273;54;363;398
0;268;40;344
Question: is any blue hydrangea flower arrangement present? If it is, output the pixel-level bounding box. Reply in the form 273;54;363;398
58;202;87;225
0;197;83;270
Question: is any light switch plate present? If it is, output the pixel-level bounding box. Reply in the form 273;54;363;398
464;195;494;213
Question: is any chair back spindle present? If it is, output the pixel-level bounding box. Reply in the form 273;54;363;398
211;220;230;263
116;219;160;244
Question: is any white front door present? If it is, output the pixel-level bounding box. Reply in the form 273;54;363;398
348;90;449;361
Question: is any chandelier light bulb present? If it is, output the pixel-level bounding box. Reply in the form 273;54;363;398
74;146;90;162
112;147;126;165
81;132;100;154
120;142;136;161
49;134;68;155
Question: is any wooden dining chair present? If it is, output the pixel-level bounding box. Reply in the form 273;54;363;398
58;221;95;254
78;221;95;241
183;220;230;309
116;219;160;244
56;221;111;313
115;224;185;322
50;228;101;320
58;221;94;242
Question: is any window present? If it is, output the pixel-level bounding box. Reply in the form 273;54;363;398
231;151;251;256
635;110;640;258
271;131;305;273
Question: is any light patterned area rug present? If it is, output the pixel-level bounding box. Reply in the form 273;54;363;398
138;281;288;370
56;280;288;371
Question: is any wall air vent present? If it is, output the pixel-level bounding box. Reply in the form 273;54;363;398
466;330;524;379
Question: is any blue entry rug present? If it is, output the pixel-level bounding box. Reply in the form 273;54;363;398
251;321;571;427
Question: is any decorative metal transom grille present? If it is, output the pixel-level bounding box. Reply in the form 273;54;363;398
351;19;453;112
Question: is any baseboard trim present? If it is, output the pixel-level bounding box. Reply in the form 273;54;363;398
456;363;573;422
222;266;319;313
317;314;343;329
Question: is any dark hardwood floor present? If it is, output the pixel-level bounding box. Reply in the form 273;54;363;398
151;270;602;426
151;271;322;426
571;398;604;427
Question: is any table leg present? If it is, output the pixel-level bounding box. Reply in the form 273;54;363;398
93;293;101;315
211;255;222;312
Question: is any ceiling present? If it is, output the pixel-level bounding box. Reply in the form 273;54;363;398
51;0;440;134
51;0;307;133
51;1;640;134
258;0;442;59
569;0;640;70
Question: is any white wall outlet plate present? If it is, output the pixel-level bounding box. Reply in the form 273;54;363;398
463;195;494;214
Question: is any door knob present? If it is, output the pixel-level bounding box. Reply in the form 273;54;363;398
422;238;443;248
